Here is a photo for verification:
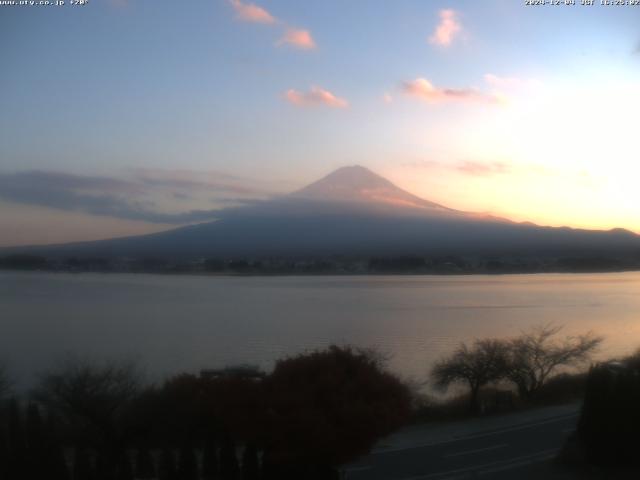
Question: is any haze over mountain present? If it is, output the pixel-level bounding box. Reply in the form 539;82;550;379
291;165;453;213
3;166;640;262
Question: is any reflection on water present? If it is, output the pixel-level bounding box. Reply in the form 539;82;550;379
2;271;640;387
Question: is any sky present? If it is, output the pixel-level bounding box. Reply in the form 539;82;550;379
2;0;640;246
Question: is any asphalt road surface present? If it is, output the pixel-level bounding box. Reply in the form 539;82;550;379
344;412;578;480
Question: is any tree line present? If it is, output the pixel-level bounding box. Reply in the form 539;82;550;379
2;254;635;275
0;346;412;480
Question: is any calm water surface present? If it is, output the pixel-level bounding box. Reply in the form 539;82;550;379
2;271;640;387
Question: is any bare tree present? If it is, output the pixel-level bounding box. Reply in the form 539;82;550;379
431;339;508;413
33;356;142;450
505;324;603;400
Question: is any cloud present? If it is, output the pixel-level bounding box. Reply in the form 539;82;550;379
210;197;263;206
456;161;511;176
0;171;193;224
0;170;273;225
484;74;523;90
405;160;511;176
227;0;318;51
172;192;192;201
404;160;442;170
401;78;499;104
229;0;276;24
483;73;541;91
285;86;348;108
134;169;261;195
383;93;393;104
6;170;141;193
429;9;461;47
277;28;316;50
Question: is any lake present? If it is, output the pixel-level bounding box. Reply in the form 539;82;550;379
2;271;640;389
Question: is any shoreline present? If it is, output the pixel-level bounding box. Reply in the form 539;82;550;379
2;267;640;277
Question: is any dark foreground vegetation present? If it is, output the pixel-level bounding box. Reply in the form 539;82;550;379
557;350;640;475
1;325;634;479
0;347;411;480
2;253;639;275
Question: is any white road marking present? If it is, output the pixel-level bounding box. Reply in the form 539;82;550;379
398;448;558;480
373;413;578;454
444;443;508;458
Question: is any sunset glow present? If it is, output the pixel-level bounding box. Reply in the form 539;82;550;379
2;0;640;245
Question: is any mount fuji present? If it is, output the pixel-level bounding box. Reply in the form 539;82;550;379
4;166;640;262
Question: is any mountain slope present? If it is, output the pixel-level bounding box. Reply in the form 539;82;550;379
291;165;452;212
3;165;640;261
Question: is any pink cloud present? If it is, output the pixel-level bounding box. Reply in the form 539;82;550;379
429;9;462;47
277;28;316;50
401;78;500;104
285;86;348;108
404;160;512;176
456;161;511;176
229;0;276;24
227;0;318;50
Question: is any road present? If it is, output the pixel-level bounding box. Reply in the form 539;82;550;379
343;410;579;480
